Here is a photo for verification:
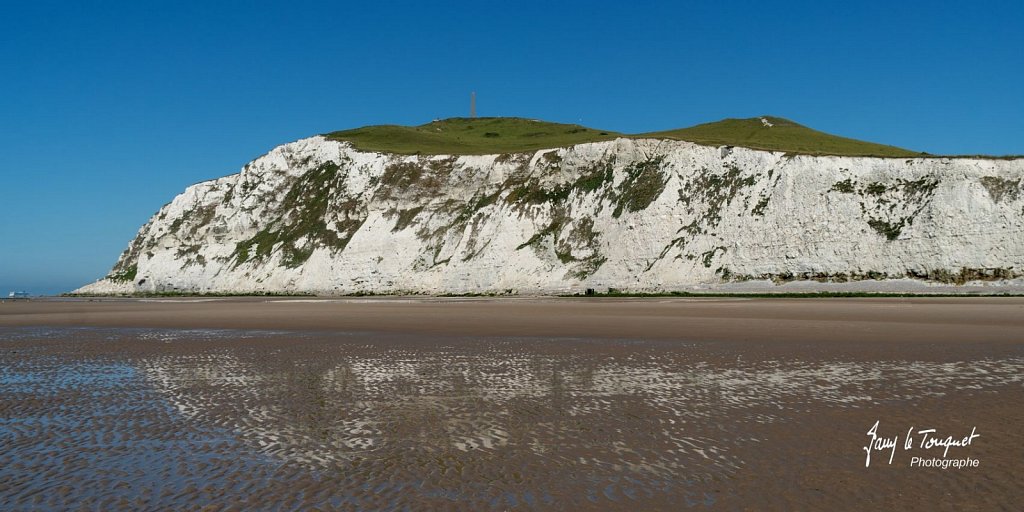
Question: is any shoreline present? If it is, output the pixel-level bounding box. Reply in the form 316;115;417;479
5;296;1024;345
57;290;1024;298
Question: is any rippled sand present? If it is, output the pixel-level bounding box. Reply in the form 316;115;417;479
2;298;1023;510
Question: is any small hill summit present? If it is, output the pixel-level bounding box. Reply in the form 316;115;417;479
642;116;922;157
76;116;1024;296
325;117;622;155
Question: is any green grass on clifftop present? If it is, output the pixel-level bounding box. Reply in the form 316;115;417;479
325;115;1018;158
640;116;921;157
324;117;622;155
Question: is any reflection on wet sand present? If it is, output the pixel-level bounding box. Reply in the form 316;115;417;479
141;338;741;508
2;327;1023;510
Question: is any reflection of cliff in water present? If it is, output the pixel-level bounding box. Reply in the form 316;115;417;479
4;326;1024;509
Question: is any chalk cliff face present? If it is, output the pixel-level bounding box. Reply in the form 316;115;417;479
76;136;1024;295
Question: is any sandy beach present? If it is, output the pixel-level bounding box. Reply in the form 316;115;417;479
2;297;1022;510
4;295;1024;344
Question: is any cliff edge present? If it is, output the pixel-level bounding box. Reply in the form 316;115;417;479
75;118;1024;295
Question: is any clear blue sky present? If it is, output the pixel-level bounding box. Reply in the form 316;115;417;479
2;0;1022;295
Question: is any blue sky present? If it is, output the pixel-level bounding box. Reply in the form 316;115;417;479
2;0;1022;295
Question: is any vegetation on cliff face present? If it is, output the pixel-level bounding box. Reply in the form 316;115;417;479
233;161;366;268
980;176;1022;203
611;156;668;218
829;176;940;241
648;164;770;270
357;152;628;279
107;264;137;283
714;267;1021;286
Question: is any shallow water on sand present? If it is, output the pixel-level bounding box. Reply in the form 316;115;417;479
1;327;1022;510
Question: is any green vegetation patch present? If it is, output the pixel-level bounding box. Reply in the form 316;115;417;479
107;264;138;283
324;115;1024;158
504;158;615;207
829;176;941;241
515;210;607;279
648;164;767;266
498;158;618;278
750;196;771;216
678;165;758;227
700;246;728;268
867;218;905;241
390;206;425;232
641;116;920;157
409;189;505;268
905;267;1020;284
611;156;668;218
712;267;1022;286
325;117;621;155
233;162;365;268
980;176;1022;203
831;179;856;193
865;182;887;196
375;158;457;201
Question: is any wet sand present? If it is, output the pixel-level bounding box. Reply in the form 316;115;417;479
2;297;1023;510
4;296;1024;344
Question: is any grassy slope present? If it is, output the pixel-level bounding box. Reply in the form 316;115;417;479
324;115;1018;158
324;117;621;155
639;116;921;157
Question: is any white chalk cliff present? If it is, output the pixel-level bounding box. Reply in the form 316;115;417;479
76;136;1024;295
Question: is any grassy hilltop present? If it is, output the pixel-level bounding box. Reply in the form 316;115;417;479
324;116;926;157
644;116;919;157
325;117;622;155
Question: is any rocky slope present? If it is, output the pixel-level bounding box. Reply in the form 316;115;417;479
76;134;1024;295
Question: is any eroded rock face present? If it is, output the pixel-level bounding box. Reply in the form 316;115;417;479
76;136;1024;295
